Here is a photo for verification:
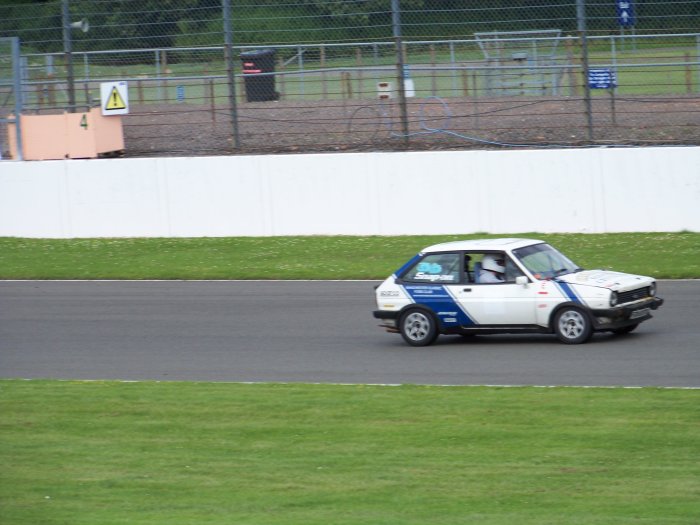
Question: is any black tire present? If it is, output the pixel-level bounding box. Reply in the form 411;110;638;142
612;324;639;335
554;307;593;344
399;309;439;347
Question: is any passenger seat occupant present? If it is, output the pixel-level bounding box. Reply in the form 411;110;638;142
479;254;505;283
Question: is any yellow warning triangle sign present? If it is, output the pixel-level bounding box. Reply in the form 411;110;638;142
105;87;127;111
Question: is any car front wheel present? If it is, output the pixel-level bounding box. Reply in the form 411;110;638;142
399;309;438;347
554;307;593;344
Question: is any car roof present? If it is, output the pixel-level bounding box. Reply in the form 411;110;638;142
422;238;544;253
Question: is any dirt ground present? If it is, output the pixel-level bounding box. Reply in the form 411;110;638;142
119;93;700;157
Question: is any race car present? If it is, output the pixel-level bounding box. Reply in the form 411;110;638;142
373;238;664;346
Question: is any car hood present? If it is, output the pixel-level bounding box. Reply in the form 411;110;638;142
556;270;653;291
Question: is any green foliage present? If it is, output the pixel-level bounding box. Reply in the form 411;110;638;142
2;0;699;53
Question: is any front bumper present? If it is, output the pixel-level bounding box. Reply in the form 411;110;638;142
373;310;399;321
373;310;400;332
590;296;664;329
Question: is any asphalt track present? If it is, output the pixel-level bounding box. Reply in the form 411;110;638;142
1;280;698;387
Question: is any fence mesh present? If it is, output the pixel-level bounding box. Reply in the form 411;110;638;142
1;0;699;157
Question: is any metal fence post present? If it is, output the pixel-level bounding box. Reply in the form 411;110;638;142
62;0;76;112
697;35;700;93
10;37;24;160
577;0;594;141
223;0;241;148
391;0;410;142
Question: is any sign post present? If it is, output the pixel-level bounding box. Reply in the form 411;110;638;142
616;1;635;28
616;1;636;51
588;68;618;125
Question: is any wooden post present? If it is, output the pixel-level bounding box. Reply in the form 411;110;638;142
342;71;353;99
320;45;327;100
356;48;363;98
566;38;579;97
38;76;46;106
430;44;437;96
278;56;285;99
48;74;56;106
238;75;245;103
472;71;480;130
461;70;469;97
685;53;692;93
209;79;216;126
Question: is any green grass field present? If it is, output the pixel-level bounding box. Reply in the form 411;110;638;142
1;232;698;280
26;37;699;107
2;380;699;525
2;233;698;524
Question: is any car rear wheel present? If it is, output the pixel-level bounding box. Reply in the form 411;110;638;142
554;307;593;344
399;309;438;347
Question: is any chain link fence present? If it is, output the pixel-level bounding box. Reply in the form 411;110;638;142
2;0;700;158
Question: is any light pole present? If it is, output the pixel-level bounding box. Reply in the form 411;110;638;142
62;0;76;112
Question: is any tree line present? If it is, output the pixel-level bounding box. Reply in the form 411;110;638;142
2;0;698;53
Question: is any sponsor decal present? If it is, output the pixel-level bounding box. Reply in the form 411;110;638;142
417;262;443;274
401;285;476;326
413;272;456;282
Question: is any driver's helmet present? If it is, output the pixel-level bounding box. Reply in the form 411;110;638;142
482;254;506;274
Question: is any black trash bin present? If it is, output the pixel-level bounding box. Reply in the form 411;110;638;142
240;49;279;102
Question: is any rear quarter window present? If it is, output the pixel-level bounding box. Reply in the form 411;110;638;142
401;253;461;284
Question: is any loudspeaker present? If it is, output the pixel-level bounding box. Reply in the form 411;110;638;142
70;18;89;33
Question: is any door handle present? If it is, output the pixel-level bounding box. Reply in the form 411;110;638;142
463;288;472;292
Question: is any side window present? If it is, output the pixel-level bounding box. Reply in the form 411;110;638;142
504;257;526;283
468;252;523;284
401;253;461;284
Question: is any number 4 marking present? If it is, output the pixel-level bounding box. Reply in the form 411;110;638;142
80;114;88;130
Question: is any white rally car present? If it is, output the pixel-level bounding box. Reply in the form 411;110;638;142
373;238;664;346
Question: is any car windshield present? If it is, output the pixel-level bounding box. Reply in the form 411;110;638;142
512;243;582;280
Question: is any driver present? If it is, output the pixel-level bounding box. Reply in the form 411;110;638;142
480;254;506;283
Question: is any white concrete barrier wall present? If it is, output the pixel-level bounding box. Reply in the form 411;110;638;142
1;147;699;237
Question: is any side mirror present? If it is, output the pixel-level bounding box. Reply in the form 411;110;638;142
515;276;529;286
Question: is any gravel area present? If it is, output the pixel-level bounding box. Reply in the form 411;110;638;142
120;94;700;157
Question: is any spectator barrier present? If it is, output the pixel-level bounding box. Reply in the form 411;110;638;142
1;147;698;237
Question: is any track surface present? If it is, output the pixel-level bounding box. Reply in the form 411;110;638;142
1;280;698;387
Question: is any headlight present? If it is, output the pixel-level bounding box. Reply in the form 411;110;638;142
609;291;618;307
649;282;656;297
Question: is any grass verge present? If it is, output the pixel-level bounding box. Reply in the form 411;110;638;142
1;232;698;280
2;380;700;525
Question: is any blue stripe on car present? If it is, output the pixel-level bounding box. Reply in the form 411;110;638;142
402;284;476;327
393;253;422;278
554;280;582;304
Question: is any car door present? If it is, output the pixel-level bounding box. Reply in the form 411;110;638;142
449;253;538;326
398;252;473;329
